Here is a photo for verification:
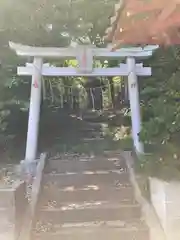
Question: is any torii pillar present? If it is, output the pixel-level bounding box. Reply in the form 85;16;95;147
127;57;144;154
25;57;43;162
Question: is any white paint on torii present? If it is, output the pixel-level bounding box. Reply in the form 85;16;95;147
9;42;158;163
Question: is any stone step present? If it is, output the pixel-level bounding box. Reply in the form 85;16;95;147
42;171;131;189
48;154;111;161
45;157;127;174
33;219;149;237
36;203;141;224
79;134;104;139
80;133;104;139
33;226;149;240
39;185;135;207
79;128;103;133
82;137;105;141
32;151;149;240
80;128;102;132
80;127;102;132
73;129;103;135
83;121;102;127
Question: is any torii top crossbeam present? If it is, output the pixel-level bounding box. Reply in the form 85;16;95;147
9;42;158;59
9;42;158;77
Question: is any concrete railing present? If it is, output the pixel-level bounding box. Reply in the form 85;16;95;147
0;180;27;240
122;151;166;240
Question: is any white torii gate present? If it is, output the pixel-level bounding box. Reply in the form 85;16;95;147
9;42;158;163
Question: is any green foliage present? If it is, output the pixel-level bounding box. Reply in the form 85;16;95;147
0;0;117;47
135;143;180;181
140;46;180;145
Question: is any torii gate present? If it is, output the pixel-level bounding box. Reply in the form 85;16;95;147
9;42;158;164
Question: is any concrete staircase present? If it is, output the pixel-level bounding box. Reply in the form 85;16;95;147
32;152;149;240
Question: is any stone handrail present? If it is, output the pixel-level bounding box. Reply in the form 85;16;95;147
17;153;48;240
122;151;166;240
